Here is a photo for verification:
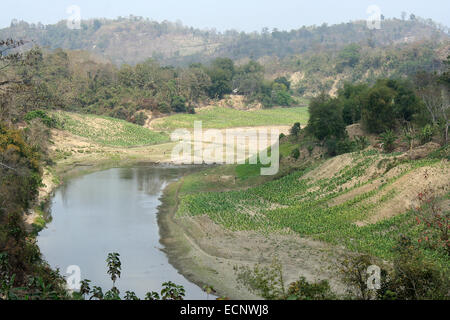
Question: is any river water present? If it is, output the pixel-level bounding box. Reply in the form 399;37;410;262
37;165;207;300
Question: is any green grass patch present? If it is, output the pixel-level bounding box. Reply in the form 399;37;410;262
152;106;310;131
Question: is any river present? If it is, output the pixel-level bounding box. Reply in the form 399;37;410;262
37;165;207;300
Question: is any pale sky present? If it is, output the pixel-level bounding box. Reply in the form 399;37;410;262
2;0;449;31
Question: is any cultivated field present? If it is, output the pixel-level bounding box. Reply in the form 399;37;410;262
151;106;310;131
52;111;170;147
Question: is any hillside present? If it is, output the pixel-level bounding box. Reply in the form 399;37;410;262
3;17;449;99
160;137;449;298
2;17;448;66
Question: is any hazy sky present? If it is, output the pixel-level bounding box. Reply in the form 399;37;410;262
3;0;449;31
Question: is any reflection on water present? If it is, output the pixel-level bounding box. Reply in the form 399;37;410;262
37;165;206;300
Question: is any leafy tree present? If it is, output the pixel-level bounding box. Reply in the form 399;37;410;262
361;84;397;133
289;122;301;137
307;94;346;141
338;82;369;125
171;95;187;113
274;76;291;90
206;58;235;99
337;44;361;70
271;83;292;106
362;79;422;134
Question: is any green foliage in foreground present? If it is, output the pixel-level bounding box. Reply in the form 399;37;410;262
177;150;449;271
52;111;169;147
152;106;310;130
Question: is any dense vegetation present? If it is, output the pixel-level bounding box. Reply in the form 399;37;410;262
304;57;449;156
0;47;299;127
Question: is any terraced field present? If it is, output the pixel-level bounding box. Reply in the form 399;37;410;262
52;111;169;147
177;149;450;269
151;106;310;130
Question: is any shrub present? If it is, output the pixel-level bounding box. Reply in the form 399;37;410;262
171;96;187;113
339;254;383;300
133;112;147;126
291;149;300;160
289;123;301;137
287;277;335;300
419;124;434;144
234;259;286;300
24;110;57;128
158;102;171;114
378;236;449;300
379;130;397;153
353;136;370;151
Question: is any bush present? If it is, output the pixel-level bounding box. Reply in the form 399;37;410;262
420;124;434;144
287;277;335;300
133;112;147;126
289;123;301;137
379;130;397;153
171;96;187;113
353;136;370;151
234;259;286;300
158;102;171;114
378;237;449;300
326;137;354;156
291;149;300;160
24;110;57;128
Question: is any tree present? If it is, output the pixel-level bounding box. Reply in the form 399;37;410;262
337;44;361;71
271;83;292;106
361;84;396;134
290;122;301;137
414;70;449;143
338;82;369;125
171;95;187;113
206;58;235;99
274;76;291;90
307;94;346;141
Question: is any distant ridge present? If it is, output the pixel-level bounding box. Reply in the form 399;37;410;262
1;16;448;66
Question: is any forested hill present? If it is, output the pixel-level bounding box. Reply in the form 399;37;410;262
1;16;448;66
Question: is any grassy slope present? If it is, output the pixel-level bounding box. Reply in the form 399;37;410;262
151;106;310;130
53;111;169;147
176;145;450;271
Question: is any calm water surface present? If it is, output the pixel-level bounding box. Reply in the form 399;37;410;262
37;166;207;299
